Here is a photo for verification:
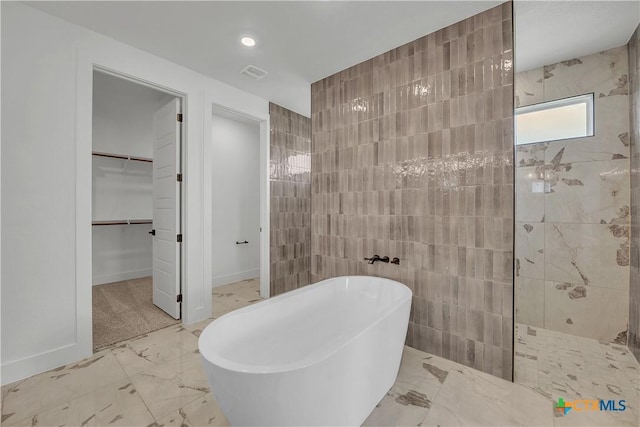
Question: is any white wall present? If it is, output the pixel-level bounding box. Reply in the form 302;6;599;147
92;72;175;285
212;113;260;286
93;71;175;158
92;156;152;221
1;2;269;385
92;224;152;285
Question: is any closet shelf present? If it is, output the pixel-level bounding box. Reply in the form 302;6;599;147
92;219;152;226
92;151;153;163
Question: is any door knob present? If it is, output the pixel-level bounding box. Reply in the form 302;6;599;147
149;229;156;235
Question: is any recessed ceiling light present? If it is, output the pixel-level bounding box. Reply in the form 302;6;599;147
241;36;256;47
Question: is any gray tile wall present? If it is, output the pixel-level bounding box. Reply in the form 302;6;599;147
310;2;515;380
629;24;640;363
269;103;311;296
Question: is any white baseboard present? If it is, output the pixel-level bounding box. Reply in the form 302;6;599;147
1;341;91;386
212;268;259;288
92;269;152;286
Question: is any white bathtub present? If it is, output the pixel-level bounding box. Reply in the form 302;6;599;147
198;275;412;426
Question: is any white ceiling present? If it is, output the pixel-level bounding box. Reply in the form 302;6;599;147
514;0;639;72
25;1;502;116
25;1;640;117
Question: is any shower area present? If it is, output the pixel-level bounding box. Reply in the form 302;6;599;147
513;5;640;413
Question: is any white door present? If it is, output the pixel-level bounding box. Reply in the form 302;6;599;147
152;98;181;319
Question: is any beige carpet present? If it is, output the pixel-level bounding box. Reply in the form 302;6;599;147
92;277;180;351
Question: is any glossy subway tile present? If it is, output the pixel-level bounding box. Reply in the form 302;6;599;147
310;2;514;380
269;103;312;296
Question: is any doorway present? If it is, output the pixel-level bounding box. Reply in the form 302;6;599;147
91;70;183;351
211;107;263;315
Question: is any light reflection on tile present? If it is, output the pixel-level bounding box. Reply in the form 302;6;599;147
129;352;210;420
544;281;629;343
545;223;629;292
515;221;544;280
311;1;515;381
545;159;630;225
8;378;154;427
111;324;200;377
1;351;127;425
154;394;229;426
269;103;312;296
516;166;545;223
421;368;554;426
515;277;544;327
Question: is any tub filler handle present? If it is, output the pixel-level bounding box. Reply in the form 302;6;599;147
364;255;389;264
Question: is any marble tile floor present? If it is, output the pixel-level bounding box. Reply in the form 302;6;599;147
0;279;262;427
1;280;636;427
515;323;640;426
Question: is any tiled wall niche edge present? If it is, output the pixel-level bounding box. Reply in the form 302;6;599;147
311;2;515;380
629;23;640;363
269;103;312;296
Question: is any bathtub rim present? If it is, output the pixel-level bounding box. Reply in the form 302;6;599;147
199;275;412;375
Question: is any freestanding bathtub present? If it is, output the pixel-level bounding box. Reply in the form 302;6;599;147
198;275;412;426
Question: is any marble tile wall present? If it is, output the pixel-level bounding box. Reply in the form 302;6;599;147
269;103;311;296
629;23;640;363
514;46;631;344
310;3;515;380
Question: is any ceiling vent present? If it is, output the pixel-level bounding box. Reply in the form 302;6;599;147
240;65;268;80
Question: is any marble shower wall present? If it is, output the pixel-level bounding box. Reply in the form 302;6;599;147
629;24;640;363
269;103;311;296
514;46;631;344
311;3;515;380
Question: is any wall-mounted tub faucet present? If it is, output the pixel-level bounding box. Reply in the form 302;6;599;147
364;255;389;264
391;257;400;265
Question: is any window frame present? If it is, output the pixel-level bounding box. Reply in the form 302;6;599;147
515;93;595;146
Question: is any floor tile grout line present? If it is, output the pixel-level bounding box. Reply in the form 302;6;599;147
417;357;455;425
114;338;209;423
4;363;138;427
113;281;256;423
3;349;137;427
114;324;200;364
110;344;159;424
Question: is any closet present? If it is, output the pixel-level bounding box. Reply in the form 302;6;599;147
91;71;181;351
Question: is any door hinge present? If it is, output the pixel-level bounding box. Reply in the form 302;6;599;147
177;234;183;243
177;113;183;122
177;173;183;182
177;294;182;303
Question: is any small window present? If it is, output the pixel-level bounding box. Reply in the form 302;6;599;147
515;93;594;145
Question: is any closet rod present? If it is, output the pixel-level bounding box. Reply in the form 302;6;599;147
92;151;153;163
92;220;153;226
